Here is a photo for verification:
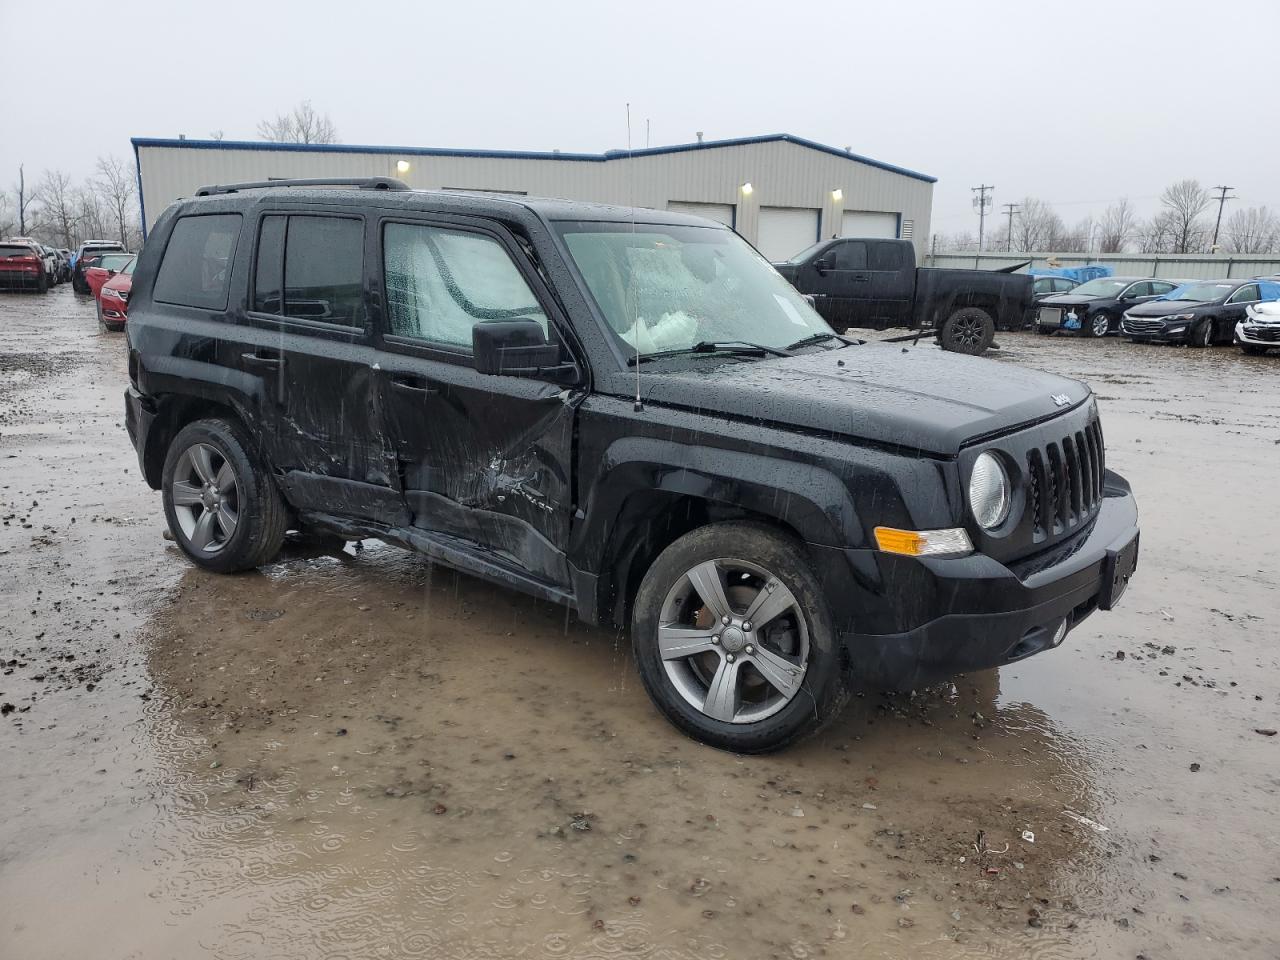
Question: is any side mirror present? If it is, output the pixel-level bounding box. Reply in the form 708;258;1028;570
813;258;833;276
473;319;575;381
107;269;117;277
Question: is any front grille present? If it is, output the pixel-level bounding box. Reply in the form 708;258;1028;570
1244;325;1280;343
1025;419;1105;543
1038;307;1062;328
1122;316;1165;334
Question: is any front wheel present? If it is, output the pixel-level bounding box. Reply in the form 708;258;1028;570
1190;318;1213;348
161;419;289;573
1241;344;1266;356
939;307;995;355
632;522;847;753
1087;311;1112;338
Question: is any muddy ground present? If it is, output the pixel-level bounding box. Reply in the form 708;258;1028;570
1;285;1277;960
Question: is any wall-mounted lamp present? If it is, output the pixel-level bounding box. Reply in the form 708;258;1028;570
740;182;754;196
396;160;411;174
832;188;843;202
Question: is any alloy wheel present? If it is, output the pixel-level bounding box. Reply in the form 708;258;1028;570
1091;314;1110;337
657;558;809;723
170;442;240;553
954;316;983;346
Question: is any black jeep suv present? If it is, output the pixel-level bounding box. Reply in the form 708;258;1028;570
125;179;1140;753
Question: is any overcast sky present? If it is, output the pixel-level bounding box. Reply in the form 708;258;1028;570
4;0;1278;238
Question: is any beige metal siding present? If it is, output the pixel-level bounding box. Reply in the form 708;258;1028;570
136;139;935;258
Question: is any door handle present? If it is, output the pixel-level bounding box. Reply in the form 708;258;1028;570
241;351;283;370
851;273;870;282
390;376;436;395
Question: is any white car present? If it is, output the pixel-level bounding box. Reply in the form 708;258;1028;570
1236;300;1280;355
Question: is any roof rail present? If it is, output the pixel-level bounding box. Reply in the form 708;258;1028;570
194;177;411;197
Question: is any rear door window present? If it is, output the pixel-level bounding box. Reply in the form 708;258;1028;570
153;213;242;310
250;214;366;325
868;241;903;271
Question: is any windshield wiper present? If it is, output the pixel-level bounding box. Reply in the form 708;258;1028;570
627;340;793;366
784;331;861;351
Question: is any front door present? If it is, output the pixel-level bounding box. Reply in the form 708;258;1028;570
371;215;581;587
1221;283;1261;342
817;239;870;330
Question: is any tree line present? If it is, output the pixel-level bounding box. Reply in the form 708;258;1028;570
1;156;143;251
942;179;1280;256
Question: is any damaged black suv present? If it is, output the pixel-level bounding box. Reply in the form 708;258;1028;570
125;179;1140;753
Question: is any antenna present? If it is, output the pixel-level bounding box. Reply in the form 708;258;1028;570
628;102;642;412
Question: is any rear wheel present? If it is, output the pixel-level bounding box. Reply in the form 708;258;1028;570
1087;311;1112;338
161;419;288;573
35;271;48;294
939;307;995;355
632;522;847;753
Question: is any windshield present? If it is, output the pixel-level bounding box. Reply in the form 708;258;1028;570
1070;278;1129;297
781;240;828;264
1163;282;1233;302
555;221;831;359
121;257;137;276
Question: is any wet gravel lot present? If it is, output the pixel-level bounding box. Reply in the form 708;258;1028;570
1;285;1278;959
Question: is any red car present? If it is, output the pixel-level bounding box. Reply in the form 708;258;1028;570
97;256;136;330
0;241;50;292
85;252;135;301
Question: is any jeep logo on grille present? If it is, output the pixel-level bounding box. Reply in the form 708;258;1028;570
1051;394;1071;407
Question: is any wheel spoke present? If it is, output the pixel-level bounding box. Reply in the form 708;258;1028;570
189;444;216;485
189;508;217;550
749;646;804;698
743;578;798;631
703;655;741;722
686;561;732;622
171;481;203;506
214;503;238;539
215;461;236;494
657;624;718;661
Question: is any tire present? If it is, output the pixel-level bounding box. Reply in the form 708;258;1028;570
939;307;995;355
1241;345;1266;356
1035;326;1053;336
161;418;288;573
36;271;48;294
1086;311;1112;338
1190;318;1213;348
631;521;848;753
95;300;104;326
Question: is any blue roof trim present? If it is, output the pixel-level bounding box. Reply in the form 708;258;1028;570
129;133;936;183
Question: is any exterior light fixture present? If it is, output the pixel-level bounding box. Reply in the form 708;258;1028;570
741;182;754;196
832;188;843;202
396;160;411;174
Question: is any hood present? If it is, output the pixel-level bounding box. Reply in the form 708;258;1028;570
1040;293;1104;307
1125;299;1211;318
641;344;1089;456
1246;300;1280;323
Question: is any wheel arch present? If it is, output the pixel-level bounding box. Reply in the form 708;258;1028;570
142;393;259;489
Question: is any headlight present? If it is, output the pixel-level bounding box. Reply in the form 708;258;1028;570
1165;313;1195;321
102;287;123;300
969;452;1011;530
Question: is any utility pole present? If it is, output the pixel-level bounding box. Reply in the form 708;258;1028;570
17;164;26;236
1002;202;1019;252
1210;185;1236;251
972;184;994;253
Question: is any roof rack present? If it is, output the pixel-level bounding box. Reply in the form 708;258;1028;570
194;177;411;197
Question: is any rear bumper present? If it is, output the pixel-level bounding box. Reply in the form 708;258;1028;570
125;387;159;487
817;471;1139;690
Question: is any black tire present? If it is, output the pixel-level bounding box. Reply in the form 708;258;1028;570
1035;326;1053;336
1190;318;1213;348
161;418;288;573
1241;345;1266;356
35;271;48;294
95;300;104;326
1086;311;1112;338
939;307;995;355
631;521;848;753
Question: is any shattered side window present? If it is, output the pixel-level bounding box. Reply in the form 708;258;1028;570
383;223;547;349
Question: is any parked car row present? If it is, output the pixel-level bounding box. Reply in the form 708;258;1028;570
1120;279;1280;349
1034;277;1188;338
0;236;134;296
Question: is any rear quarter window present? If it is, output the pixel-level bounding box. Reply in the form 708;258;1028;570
152;213;243;310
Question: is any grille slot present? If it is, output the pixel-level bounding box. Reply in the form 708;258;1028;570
1025;417;1105;543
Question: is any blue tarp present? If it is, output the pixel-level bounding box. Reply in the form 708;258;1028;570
1028;264;1114;283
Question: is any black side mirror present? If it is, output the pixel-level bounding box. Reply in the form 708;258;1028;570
813;258;833;276
473;319;575;381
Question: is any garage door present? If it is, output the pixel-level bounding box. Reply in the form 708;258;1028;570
757;207;820;261
667;201;735;228
841;210;900;239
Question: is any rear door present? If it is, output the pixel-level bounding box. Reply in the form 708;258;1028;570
371;213;581;587
864;240;913;325
239;208;402;522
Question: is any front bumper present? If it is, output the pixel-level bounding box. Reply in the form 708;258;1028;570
813;470;1139;690
1121;317;1189;342
1236;321;1280;348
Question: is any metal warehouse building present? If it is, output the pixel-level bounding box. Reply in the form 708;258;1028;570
132;134;934;261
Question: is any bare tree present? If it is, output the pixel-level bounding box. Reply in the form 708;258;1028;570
1009;197;1065;252
257;100;339;144
939;230;977;252
209;129;226;142
1159;179;1210;253
13;164;41;236
0;187;14;238
95;155;136;247
1221;206;1280;254
1098;199;1137;253
75;185;110;244
1138;211;1180;254
38;170;79;248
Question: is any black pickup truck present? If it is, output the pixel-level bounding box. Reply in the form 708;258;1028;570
124;183;1138;753
774;238;1033;354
